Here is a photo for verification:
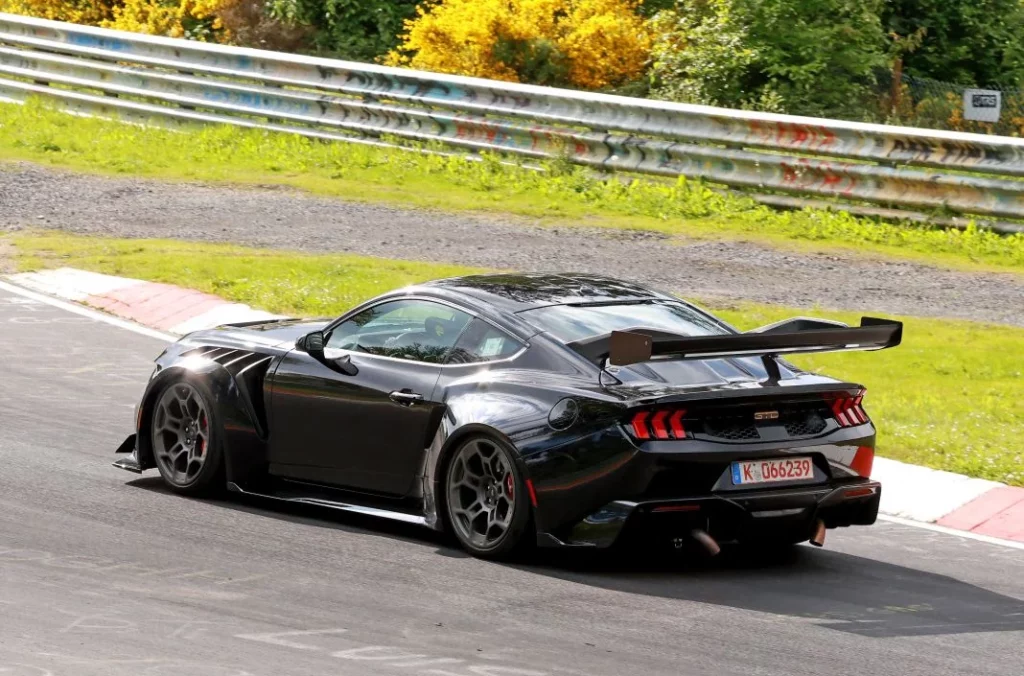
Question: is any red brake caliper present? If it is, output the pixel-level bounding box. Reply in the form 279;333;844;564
196;413;207;456
505;473;514;499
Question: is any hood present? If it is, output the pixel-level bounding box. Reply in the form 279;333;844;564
185;317;332;350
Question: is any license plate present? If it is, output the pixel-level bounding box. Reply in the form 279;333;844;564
731;457;814;485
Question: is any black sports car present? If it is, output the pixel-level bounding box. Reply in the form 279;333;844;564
114;274;901;559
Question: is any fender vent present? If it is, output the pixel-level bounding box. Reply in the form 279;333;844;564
180;346;273;433
182;346;270;374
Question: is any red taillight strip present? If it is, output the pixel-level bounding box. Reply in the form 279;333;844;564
669;410;686;439
631;411;651;439
829;391;869;428
629;409;689;440
651;410;670;439
852;395;866;423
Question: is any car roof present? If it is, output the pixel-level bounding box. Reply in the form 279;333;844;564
416;273;671;314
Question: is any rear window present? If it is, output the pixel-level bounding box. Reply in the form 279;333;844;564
519;301;731;343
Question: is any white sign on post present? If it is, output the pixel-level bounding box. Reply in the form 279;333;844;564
963;89;1002;122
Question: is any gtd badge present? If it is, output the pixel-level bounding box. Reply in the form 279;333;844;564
972;94;998;108
754;411;779;421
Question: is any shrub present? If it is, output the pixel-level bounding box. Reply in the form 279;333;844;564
648;0;888;118
882;0;1024;88
217;0;310;51
264;0;420;61
0;0;236;41
0;0;116;24
386;0;652;90
107;0;234;40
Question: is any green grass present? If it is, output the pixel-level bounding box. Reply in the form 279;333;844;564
8;230;1022;486
10;231;480;316
2;99;1023;274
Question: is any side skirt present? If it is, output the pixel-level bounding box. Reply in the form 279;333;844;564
226;481;431;527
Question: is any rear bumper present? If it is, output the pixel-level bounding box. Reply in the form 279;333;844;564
537;479;881;548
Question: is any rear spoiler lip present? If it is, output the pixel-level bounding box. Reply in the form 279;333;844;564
624;381;866;407
569;316;902;366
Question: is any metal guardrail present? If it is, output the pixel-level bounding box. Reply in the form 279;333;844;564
2;12;1024;232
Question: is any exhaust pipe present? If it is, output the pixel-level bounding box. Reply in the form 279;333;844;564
690;529;721;556
809;519;827;547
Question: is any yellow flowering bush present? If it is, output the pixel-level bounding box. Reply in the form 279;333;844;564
386;0;652;90
0;0;115;24
108;0;233;40
0;0;236;41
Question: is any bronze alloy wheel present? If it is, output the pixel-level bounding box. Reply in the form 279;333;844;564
152;382;212;488
446;436;524;553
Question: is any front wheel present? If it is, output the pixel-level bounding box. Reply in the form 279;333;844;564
444;435;532;560
151;379;224;496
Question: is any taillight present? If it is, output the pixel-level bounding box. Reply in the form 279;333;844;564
828;390;868;427
630;411;651;439
629;409;687;440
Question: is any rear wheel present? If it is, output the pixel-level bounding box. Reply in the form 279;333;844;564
444;436;532;559
151;379;224;495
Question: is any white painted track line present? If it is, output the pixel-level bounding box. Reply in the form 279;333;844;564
878;515;1024;551
0;278;177;342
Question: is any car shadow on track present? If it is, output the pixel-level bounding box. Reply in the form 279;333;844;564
520;544;1024;639
128;477;1024;639
126;476;466;554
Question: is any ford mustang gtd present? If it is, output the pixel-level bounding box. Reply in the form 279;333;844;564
114;274;901;559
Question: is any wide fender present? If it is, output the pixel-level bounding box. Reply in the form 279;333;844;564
135;359;267;484
420;387;629;534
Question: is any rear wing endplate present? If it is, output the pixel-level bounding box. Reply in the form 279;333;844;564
569;316;903;366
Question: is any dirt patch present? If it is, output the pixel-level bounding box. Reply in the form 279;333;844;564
0;237;17;274
1;163;1021;326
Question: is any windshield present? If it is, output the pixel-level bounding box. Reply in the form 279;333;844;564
519;301;732;343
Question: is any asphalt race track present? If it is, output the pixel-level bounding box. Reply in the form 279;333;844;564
1;285;1023;676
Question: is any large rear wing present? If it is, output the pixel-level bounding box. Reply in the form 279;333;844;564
568;317;903;366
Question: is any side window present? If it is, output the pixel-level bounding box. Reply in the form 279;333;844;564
326;299;471;364
445;319;524;365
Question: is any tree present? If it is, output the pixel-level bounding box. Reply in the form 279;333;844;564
881;0;1024;87
265;0;420;61
386;0;652;90
648;0;889;118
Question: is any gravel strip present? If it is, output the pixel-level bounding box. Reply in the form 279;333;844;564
1;163;1021;326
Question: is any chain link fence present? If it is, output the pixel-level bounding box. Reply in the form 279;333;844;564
876;70;1024;137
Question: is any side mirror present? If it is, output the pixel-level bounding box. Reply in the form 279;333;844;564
297;331;358;376
298;331;326;361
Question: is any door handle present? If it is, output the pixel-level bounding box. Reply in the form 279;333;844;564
389;390;424;405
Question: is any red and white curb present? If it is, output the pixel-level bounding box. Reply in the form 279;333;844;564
8;267;282;334
3;267;1022;547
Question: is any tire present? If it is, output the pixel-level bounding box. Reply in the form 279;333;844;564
443;435;533;560
150;377;225;496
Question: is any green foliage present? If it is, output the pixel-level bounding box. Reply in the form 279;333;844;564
649;0;889;118
636;0;675;15
265;0;418;61
491;37;571;88
2;99;1023;273
882;0;1024;87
